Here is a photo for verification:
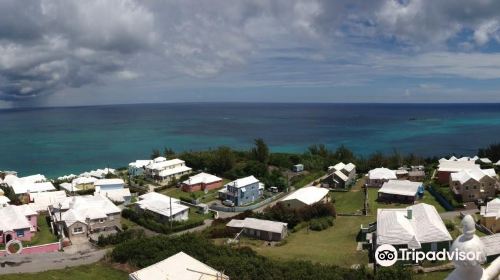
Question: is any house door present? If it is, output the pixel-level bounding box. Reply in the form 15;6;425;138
431;242;437;252
5;233;12;243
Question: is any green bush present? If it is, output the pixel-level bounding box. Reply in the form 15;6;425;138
111;234;371;280
97;229;145;247
309;217;334;231
122;208;203;234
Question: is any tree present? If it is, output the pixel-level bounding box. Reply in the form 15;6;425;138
209;146;235;174
251;138;269;164
163;147;175;159
150;149;161;159
334;145;355;163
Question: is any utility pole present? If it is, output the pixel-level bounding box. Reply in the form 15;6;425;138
169;195;173;230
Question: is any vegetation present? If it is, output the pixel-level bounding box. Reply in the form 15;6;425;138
309;216;335;231
97;229;146;247
478;142;500;163
0;262;128;280
26;215;58;246
121;208;205;235
111;233;371;280
255;202;336;229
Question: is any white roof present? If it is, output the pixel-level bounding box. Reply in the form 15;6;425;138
344;163;356;172
158;165;192;177
450;168;497;184
53;195;121;226
480;234;500;257
183;172;222;185
281;186;329;205
377;203;452;247
29;190;67;212
73;176;98;185
129;160;152;168
57;174;77;181
95;187;131;203
0;205;36;232
332;162;345;171
129;251;228;280
495;160;500;166
480;198;500;219
379;180;422;197
227;218;287;234
79;168;115;179
137;192;188;218
12;181;56;195
368;168;397;180
438;160;479;172
480;158;492;164
334;170;349;182
0;196;10;205
59;182;75;192
147;158;185;171
153;156;167;163
94;178;125;186
226;176;259;189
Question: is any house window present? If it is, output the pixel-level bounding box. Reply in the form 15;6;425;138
109;215;114;221
15;229;24;237
465;186;469;190
73;227;84;233
99;219;105;223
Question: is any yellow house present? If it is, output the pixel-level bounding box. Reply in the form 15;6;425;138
480;198;500;233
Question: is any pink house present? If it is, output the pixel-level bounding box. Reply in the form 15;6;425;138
0;204;38;244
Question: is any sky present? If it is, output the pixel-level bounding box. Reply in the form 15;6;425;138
2;0;500;108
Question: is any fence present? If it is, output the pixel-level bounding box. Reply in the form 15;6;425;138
0;242;60;256
427;185;455;211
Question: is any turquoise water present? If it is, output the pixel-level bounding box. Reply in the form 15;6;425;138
1;103;500;178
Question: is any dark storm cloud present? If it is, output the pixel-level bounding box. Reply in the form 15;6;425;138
2;0;500;102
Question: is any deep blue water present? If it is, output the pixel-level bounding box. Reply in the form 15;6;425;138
1;103;500;178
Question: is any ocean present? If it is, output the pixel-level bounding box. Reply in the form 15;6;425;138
1;103;500;178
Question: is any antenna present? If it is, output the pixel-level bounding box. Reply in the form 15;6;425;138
185;268;229;280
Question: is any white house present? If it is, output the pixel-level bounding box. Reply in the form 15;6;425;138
280;186;329;209
449;168;498;202
3;174;56;196
93;178;131;203
50;195;121;241
28;190;67;212
376;203;452;252
136;192;189;222
145;158;192;183
366;168;397;187
436;159;480;184
79;168;116;179
128;251;229;280
378;180;424;203
480;158;493;164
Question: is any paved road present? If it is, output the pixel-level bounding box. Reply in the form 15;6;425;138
0;248;107;274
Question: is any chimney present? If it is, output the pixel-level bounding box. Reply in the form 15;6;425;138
407;208;412;220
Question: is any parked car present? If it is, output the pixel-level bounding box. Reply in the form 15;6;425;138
223;199;235;207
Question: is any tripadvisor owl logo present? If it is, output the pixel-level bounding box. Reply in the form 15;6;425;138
375;244;398;267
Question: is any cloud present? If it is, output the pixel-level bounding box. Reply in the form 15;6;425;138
2;0;500;102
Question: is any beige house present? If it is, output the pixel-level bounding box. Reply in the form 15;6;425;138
449;168;498;202
50;194;121;242
480;198;500;233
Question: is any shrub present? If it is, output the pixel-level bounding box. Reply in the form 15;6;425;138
445;220;455;231
97;229;145;247
122;208;203;234
309;217;334;231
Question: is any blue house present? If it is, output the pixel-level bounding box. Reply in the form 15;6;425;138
218;176;261;206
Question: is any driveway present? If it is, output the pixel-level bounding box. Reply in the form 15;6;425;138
0;248;108;274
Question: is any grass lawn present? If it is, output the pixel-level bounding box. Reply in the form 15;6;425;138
421;190;447;213
290;170;325;188
26;215;58;246
0;262;128;280
246;216;372;267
